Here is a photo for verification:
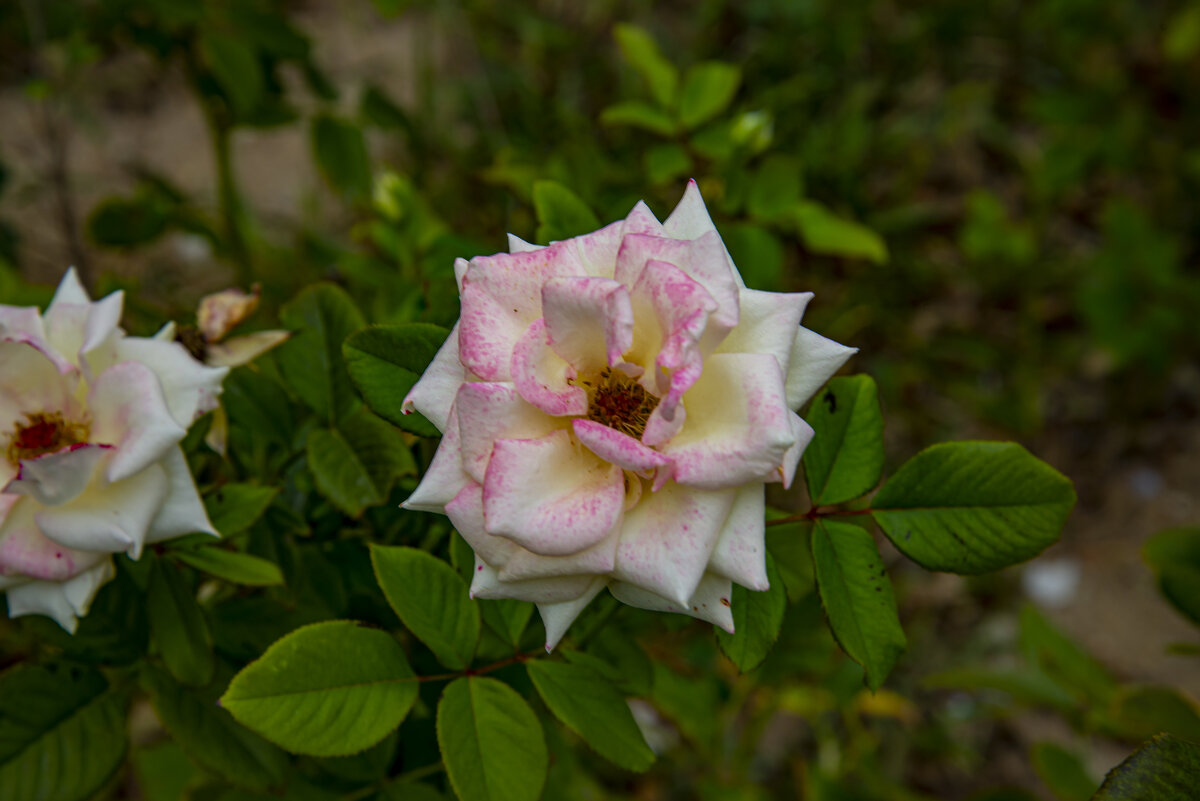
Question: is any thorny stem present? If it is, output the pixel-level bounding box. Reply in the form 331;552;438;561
765;507;876;527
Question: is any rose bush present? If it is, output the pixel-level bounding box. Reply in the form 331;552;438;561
0;269;227;631
403;181;855;648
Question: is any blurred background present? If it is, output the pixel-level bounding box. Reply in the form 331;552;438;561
1;1;1198;798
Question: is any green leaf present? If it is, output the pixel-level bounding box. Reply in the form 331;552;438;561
600;101;679;137
716;553;787;673
747;155;804;221
0;663;127;801
613;24;678;109
343;323;450;437
921;667;1077;711
437;677;548;801
811;520;906;691
1105;685;1200;742
644;143;693;186
1031;742;1098;801
1092;733;1200;801
802;375;884;506
1018;604;1116;706
278;283;366;424
1164;6;1200;61
220;620;419;757
174;547;284;586
87;195;168;247
722;223;783;290
793;201;888;263
311;114;372;199
527;660;654;772
678;62;741;130
371;545;480;670
143;666;287;792
480;599;534;649
199;32;263;117
766;521;815;603
533;180;601;244
1144;527;1200;625
307;409;415;516
203;483;279;538
872;442;1076;574
147;557;214;687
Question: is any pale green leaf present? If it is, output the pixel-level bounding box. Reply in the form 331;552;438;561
793;201;888;263
600;101;679;137
174;547;284;587
613;24;678;109
678;62;741;130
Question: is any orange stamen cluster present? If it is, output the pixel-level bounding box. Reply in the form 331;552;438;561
580;367;659;440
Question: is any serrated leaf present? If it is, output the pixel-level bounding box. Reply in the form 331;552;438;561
1031;742;1098;801
527;660;654;772
803;375;884;505
872;442;1076;574
1093;733;1200;801
371;545;479;670
0;663;127;801
533;181;600;244
480;599;534;648
600;101;678;137
793;201;888;263
613;24;678;109
220;621;419;757
147;557;214;687
812;520;906;691
143;666;287;792
307;409;415;517
343;323;449;437
716;553;787;672
437;677;547;801
678;61;741;129
174;548;284;586
203;484;279;538
278;283;366;424
312;114;372;199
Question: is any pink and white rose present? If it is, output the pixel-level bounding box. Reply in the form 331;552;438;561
403;182;855;649
0;269;228;631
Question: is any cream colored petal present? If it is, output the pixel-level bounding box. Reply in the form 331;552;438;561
784;327;857;410
609;572;734;633
402;322;465;432
538;577;608;651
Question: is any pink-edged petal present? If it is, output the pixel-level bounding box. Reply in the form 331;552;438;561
559;219;626;278
511;319;588;416
572;419;669;475
5;559;115;633
541;277;633;371
402;322;465;432
401;405;471;514
482;429;624;556
612;482;736;606
661;353;795;489
469;557;600;603
538;577;608;651
0;339;78;432
114;338;228;428
456;382;560;484
641;401;686;448
785;326;857;410
0;496;101;582
458;283;528;382
772;411;814;490
498;527;620;581
620;201;665;238
144;446;219;543
445;483;517;568
707;485;768;591
5;444;112;507
507;234;544;253
609;572;735;633
0;306;45;342
35;462;167;559
88;361;187;483
717;290;811;372
205;330;290;368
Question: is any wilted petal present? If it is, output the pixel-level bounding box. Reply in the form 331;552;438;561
609;572;735;633
470;558;600;603
483;429;625;556
613;482;736;606
402;322;465;432
661;353;795;489
402;405;471;514
35;462;167;559
205;330;290;368
144;446;219;543
510;319;588;416
542;277;633;372
784;326;857;410
198;286;260;342
5;444;112;507
538;577;608;651
5;559;115;633
707;485;768;591
456;383;560;484
89;361;186;483
114;338;228;428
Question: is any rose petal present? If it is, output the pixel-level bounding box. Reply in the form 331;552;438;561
205;330;290;368
5;559;115;633
612;482;736;606
784;326;858;410
482;429;625;556
114;338;228;428
662;180;717;240
541;277;633;371
0;496;102;581
717;290;811;372
660;353;795;489
559;219;625;278
402;321;465;432
572;419;669;475
537;577;608;651
456;382;560;484
144;446;219;543
401;404;471;514
507;234;544;253
470;557;601;603
445;483;517;568
5;444;112;507
35;462;167;559
510;319;588;416
614;233;738;340
609;572;735;633
620;201;665;238
497;531;620;581
47;267;91;308
707;485;769;591
772;411;814;490
0;339;79;433
88;361;187;483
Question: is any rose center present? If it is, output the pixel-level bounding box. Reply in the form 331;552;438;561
5;412;90;466
175;324;209;362
581;367;659;440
